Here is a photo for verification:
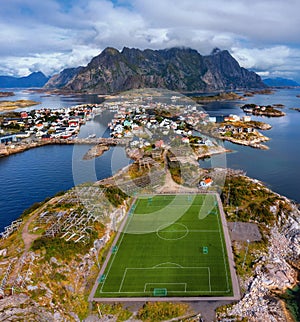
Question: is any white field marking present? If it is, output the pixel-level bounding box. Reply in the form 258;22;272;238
99;290;230;294
153;262;183;268
118;266;211;293
156;223;189;241
118;268;128;292
100;206;136;293
101;197;230;295
144;283;187;293
124;229;219;234
216;204;230;291
208;267;211;292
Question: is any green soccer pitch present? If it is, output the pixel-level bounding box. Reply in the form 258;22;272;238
95;194;233;298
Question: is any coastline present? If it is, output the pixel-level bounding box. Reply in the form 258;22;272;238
0;165;298;321
219;136;270;150
0;88;298;320
0;139;77;158
0;99;40;112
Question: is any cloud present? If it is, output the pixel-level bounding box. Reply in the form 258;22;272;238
0;0;299;80
231;46;300;80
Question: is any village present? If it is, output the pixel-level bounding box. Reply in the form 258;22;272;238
0;104;102;145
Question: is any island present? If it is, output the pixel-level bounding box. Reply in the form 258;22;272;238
193;114;272;150
290;107;300;112
0;89;277;162
0;91;14;98
83;145;110;160
191;91;245;103
244;89;275;96
241;103;286;117
0;99;40;112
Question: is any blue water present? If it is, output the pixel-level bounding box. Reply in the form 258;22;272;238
0;88;300;231
0;88;104;111
0;144;130;230
199;88;300;202
0;91;130;231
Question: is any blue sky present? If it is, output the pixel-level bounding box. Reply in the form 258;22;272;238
1;0;300;81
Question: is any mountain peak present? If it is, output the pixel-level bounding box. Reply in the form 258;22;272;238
102;47;120;55
0;71;49;88
211;47;222;55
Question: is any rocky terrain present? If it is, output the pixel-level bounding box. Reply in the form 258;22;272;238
218;179;300;322
44;47;266;94
0;172;298;321
44;67;83;89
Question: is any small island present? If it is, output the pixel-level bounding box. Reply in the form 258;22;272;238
290;107;300;112
0;91;14;98
213;120;271;149
241;103;285;117
191;91;245;103
0;99;40;112
83;145;110;160
244;89;275;97
194;113;272;150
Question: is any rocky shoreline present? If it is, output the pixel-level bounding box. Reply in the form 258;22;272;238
218;179;300;322
0;140;76;157
221;136;270;150
83;145;110;160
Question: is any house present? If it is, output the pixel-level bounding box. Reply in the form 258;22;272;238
0;134;17;144
20;112;28;119
68;119;80;127
208;117;217;123
224;114;240;122
155;140;165;148
199;178;213;188
242;115;251;122
41;134;52;140
15;132;30;139
123;120;132;128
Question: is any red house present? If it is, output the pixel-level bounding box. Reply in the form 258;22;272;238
20;112;28;119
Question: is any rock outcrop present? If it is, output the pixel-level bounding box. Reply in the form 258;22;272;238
44;67;83;89
222;193;300;322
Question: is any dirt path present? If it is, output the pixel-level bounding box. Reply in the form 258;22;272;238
22;212;41;253
8;197;59;284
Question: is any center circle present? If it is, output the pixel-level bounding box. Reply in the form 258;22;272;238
156;223;189;241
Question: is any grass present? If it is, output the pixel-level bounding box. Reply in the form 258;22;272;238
95;194;233;298
137;302;191;321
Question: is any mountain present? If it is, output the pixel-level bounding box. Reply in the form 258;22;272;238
43;67;83;89
0;72;49;88
263;77;300;87
44;47;266;93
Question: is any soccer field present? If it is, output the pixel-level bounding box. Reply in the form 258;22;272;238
95;194;233;298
